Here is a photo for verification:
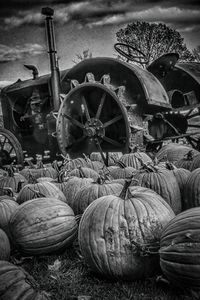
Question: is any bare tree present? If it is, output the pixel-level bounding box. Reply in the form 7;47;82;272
72;49;93;64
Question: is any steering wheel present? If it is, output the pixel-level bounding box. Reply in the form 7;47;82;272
114;43;148;65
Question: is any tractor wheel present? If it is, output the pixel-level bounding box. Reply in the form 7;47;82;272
0;128;24;167
56;73;144;162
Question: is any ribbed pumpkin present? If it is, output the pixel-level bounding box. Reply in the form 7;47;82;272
0;229;10;261
108;161;137;179
72;177;123;214
67;166;99;181
16;181;66;204
9;198;78;255
174;150;200;171
119;151;152;169
132;164;182;214
79;184;175;280
20;160;58;183
60;176;93;207
182;168;200;210
62;156;89;172
0;197;19;236
0;167;27;195
159;162;191;196
156;143;199;163
0;261;50;299
159;207;200;290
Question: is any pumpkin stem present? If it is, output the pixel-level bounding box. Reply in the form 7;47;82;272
28;171;37;184
131;239;160;256
140;162;159;173
116;161;127;169
165;162;175;170
36;158;44;169
0;187;14;197
27;187;46;198
52;160;60;173
83;153;91;163
77;166;85;178
184;150;194;160
26;158;35;168
57;170;64;183
119;178;133;200
17;180;24;193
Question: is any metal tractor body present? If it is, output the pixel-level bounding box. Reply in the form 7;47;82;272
0;8;200;165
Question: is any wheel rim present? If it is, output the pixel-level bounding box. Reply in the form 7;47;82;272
56;82;131;158
0;128;24;166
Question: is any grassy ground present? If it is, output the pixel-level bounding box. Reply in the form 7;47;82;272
10;239;196;300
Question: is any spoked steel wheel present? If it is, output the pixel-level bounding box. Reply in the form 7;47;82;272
0;128;24;167
56;80;132;159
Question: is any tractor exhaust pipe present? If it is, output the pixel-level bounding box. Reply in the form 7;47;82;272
41;7;60;111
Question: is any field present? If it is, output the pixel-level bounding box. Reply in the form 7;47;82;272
10;239;196;300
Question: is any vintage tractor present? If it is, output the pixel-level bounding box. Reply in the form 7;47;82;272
0;7;200;166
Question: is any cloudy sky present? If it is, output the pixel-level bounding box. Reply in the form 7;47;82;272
0;0;200;85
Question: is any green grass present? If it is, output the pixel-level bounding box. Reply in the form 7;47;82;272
10;239;197;300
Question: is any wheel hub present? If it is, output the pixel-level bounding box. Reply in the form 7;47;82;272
84;118;105;138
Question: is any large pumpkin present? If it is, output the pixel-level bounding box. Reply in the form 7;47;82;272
9;198;78;255
0;261;50;299
159;207;200;290
0;197;19;235
119;151;152;169
0;229;10;261
78;184;175;280
132;164;182;214
72;178;123;214
16;181;66;204
182;168;200;210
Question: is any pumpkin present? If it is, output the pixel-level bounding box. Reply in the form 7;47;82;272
159;162;191;197
67;166;99;181
90;152;122;166
132;164;182;214
174;150;200;171
0;229;10;261
72;177;123;214
61;155;89;172
9;198;78;255
159;207;200;290
182;168;200;210
0;197;19;236
16;181;66;204
78;183;175;280
0;167;27;195
156;143;199;163
20;159;58;183
0;261;50;299
60;176;94;207
119;151;152;169
108;161;137;179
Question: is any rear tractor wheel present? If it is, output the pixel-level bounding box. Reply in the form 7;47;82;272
56;73;144;161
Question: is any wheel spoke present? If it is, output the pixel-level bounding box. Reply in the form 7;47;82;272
65;136;87;150
0;137;7;150
186;136;197;148
103;115;123;128
187;112;200;120
188;124;200;129
95;92;106;119
82;96;91;121
93;138;107;165
8;147;14;154
63;113;85;129
102;136;123;148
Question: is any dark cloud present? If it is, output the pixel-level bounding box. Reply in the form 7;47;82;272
0;0;199;31
0;43;44;62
